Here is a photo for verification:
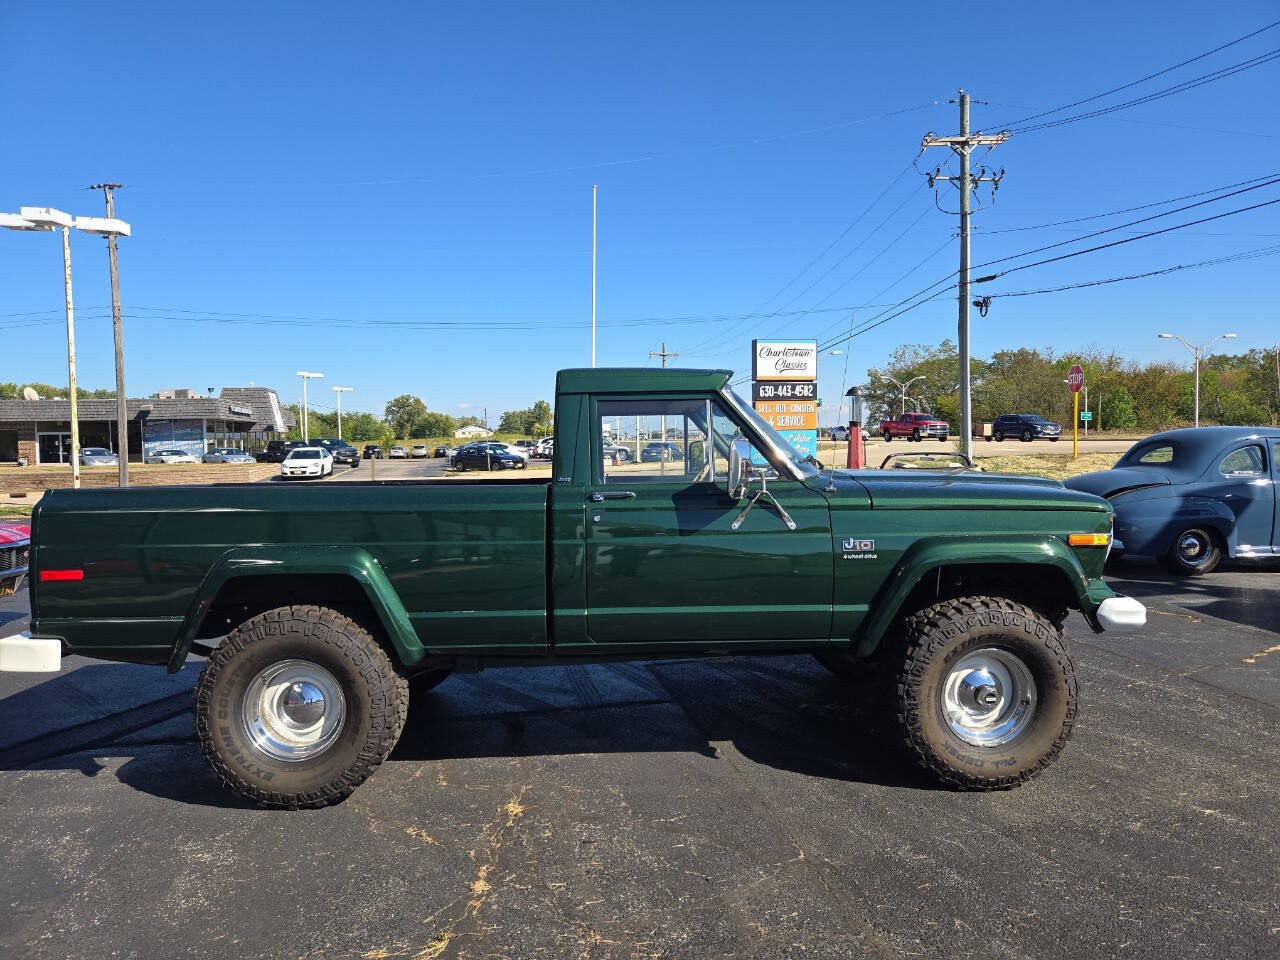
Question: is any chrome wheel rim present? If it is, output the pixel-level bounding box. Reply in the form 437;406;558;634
1177;530;1212;566
942;648;1036;747
242;659;346;762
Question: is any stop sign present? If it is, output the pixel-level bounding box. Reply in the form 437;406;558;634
1067;364;1084;394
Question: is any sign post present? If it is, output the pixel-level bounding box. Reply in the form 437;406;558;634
751;340;819;461
1067;364;1084;460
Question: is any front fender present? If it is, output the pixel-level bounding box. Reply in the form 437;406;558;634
852;535;1103;657
1113;495;1236;559
167;545;424;673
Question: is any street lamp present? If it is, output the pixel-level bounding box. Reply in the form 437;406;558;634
882;374;925;417
2;207;81;488
296;371;324;441
1158;332;1237;427
332;386;353;440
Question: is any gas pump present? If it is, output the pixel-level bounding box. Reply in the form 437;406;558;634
845;385;866;469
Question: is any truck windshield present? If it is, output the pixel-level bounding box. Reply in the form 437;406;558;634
723;387;819;480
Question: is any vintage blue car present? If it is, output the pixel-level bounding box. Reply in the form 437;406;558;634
1064;427;1280;574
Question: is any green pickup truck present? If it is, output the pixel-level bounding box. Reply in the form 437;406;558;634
1;367;1144;807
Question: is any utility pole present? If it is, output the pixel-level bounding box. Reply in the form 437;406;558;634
591;184;598;368
333;385;353;440
922;91;1008;460
649;342;679;368
90;183;128;486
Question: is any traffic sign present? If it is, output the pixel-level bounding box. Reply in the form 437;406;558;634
1080;411;1093;422
1067;364;1084;393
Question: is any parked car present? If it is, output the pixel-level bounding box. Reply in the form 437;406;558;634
640;441;683;462
145;448;200;465
603;442;633;465
389;445;407;459
451;443;526;471
411;444;429;458
79;447;119;467
362;444;383;460
0;520;30;597
3;365;1146;809
490;442;528;462
256;440;306;463
828;427;871;443
433;444;455;458
1064;426;1280;575
309;438;361;467
532;437;554;459
514;439;538;457
202;447;256;464
280;446;333;480
992;414;1061;442
880;412;950;442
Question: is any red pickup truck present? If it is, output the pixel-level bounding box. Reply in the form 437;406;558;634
880;412;950;442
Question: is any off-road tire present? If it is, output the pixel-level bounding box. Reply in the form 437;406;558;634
194;605;408;809
896;597;1077;790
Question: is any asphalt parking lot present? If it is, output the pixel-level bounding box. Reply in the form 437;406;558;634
1;561;1277;960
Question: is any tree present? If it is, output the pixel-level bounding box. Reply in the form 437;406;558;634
412;411;457;439
384;395;427;439
1099;388;1138;431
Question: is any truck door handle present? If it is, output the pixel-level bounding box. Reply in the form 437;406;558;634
590;490;637;501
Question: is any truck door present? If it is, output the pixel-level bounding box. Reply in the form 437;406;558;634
583;395;833;647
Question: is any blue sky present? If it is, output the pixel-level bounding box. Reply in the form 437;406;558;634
1;1;1277;425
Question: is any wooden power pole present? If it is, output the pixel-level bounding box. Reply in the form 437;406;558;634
91;183;129;487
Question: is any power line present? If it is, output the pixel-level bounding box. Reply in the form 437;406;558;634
683;155;924;355
990;19;1280;129
1006;47;1280;135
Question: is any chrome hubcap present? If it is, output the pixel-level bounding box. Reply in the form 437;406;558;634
242;659;346;762
942;648;1036;747
1178;531;1210;564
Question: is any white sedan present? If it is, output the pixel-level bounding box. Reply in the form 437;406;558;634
145;448;200;464
389;445;408;459
280;446;333;479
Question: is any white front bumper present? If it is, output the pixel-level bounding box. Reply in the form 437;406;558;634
0;632;62;672
1097;595;1147;632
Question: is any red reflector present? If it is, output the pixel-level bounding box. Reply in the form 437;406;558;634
40;569;84;582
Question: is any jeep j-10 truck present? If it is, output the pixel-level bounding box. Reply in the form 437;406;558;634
1;368;1145;808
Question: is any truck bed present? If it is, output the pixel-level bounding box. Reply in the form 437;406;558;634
30;481;551;666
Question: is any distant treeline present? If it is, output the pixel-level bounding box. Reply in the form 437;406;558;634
863;342;1280;430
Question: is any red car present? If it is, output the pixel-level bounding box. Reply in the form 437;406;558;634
879;412;950;442
0;520;31;597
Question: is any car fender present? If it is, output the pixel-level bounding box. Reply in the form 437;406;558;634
167;545;424;673
1113;494;1237;559
852;535;1100;657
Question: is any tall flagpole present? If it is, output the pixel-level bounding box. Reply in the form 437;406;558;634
591;184;597;367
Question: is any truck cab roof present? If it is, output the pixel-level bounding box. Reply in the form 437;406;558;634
556;367;733;395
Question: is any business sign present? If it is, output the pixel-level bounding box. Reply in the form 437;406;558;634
1067;364;1084;393
752;380;816;403
752;340;818;382
753;399;819;432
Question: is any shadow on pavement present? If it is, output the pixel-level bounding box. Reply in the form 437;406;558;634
0;655;935;809
1106;556;1280;635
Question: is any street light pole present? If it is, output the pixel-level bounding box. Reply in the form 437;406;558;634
332;386;353;440
883;374;924;417
1158;332;1237;427
296;371;324;442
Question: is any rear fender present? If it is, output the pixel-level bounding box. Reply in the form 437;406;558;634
853;536;1098;657
168;545;423;672
1117;495;1236;559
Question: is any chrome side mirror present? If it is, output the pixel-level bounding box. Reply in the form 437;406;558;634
727;438;752;500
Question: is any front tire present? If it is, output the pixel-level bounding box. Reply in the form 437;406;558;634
194;605;408;809
895;597;1077;790
1161;526;1222;575
1022;429;1033;442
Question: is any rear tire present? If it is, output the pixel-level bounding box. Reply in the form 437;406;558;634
194;605;408;809
883;431;892;442
912;429;921;442
1161;526;1222;576
895;597;1077;790
994;431;1004;442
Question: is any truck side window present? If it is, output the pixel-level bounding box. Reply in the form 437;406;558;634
596;398;749;484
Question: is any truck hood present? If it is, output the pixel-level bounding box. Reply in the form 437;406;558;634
829;470;1108;512
1062;468;1172;500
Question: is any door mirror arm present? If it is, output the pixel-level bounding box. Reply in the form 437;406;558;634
727;439;796;531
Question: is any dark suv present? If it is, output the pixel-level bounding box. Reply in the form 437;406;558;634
311;438;361;466
256;439;306;463
362;444;383;460
993;414;1062;442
